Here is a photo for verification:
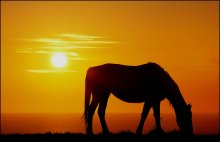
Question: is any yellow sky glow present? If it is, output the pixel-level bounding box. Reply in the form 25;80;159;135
1;1;219;114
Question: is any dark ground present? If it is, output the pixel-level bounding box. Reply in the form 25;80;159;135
1;131;219;142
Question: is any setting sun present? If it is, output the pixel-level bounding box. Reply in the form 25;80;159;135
51;52;67;68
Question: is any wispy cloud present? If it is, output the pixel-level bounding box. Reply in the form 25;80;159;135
32;38;118;45
35;38;68;45
16;33;119;73
22;33;117;44
26;70;77;73
59;33;103;40
16;50;78;57
69;57;86;60
19;33;118;51
43;46;101;50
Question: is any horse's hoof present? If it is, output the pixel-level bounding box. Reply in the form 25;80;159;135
136;130;142;136
102;130;110;136
155;128;165;136
87;132;94;136
86;129;94;136
158;128;164;133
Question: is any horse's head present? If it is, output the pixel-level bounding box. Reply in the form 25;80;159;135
177;104;193;135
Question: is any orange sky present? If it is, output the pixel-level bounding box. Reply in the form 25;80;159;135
1;1;219;114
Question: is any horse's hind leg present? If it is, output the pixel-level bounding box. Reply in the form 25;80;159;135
86;95;99;135
136;102;151;135
98;93;110;135
153;102;164;133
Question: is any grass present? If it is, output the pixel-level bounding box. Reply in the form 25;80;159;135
1;130;219;142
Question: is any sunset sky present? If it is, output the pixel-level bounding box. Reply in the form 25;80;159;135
1;1;219;115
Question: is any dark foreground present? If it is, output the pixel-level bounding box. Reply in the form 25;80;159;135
1;131;219;142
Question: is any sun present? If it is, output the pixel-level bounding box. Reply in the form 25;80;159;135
51;52;67;68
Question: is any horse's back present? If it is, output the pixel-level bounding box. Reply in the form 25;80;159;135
88;63;164;78
86;62;168;87
88;62;164;73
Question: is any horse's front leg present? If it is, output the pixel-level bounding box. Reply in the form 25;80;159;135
136;102;151;135
153;102;164;133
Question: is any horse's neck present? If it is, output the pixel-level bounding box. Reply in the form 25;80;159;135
166;83;187;115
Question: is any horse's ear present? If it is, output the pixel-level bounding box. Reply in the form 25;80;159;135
188;104;192;109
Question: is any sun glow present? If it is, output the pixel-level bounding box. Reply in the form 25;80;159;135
51;52;67;67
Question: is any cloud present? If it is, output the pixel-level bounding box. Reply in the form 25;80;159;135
16;33;119;73
21;33;118;45
35;38;64;43
18;34;118;52
69;57;86;60
59;33;103;40
16;50;78;57
43;46;100;50
32;38;118;45
26;70;77;73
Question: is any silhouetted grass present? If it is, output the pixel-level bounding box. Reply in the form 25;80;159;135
1;130;219;142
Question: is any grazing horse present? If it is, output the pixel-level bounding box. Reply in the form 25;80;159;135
83;62;193;135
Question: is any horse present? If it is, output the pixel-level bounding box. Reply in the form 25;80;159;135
83;62;193;135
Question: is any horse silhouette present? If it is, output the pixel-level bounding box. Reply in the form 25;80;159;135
83;62;193;135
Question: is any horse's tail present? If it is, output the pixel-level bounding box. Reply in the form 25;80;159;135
83;72;92;127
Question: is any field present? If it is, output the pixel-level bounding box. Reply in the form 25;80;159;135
1;131;219;142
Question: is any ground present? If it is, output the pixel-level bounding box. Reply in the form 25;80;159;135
1;131;219;142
